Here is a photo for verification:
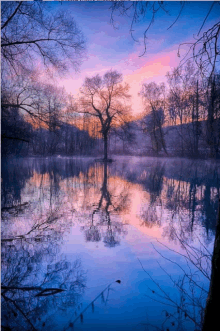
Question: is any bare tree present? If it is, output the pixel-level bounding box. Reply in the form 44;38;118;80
40;84;67;132
140;82;167;155
110;1;219;79
166;61;203;157
77;70;131;161
2;73;68;131
1;1;86;143
178;19;220;82
205;74;220;158
1;1;85;77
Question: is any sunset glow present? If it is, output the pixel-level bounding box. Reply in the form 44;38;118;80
2;2;220;329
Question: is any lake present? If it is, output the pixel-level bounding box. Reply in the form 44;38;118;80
1;156;219;331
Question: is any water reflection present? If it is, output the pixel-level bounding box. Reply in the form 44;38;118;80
1;238;86;330
1;156;220;330
1;158;92;330
109;158;219;242
2;157;219;246
2;157;219;241
1;158;33;209
139;162;165;228
1;157;94;209
81;161;129;247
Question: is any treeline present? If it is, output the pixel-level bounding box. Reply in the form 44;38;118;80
138;62;220;158
109;62;220;159
1;106;97;157
1;1;89;157
2;62;220;159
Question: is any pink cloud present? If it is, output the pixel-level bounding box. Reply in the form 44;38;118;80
123;48;180;116
59;46;181;118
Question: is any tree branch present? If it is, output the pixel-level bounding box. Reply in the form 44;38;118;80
1;2;23;30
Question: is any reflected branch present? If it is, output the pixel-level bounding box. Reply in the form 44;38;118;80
82;162;129;247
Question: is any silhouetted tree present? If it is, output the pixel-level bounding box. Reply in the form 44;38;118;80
1;1;86;152
140;82;167;155
1;1;85;76
76;70;131;161
110;1;219;79
205;74;220;158
202;199;220;330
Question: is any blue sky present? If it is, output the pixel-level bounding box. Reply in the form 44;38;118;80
48;1;220;116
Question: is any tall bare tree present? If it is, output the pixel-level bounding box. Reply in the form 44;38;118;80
77;70;131;161
166;61;203;156
205;74;220;158
140;82;167;155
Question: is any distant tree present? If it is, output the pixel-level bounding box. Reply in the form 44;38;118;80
166;62;197;126
110;121;136;155
41;85;67;132
30;123;96;157
189;80;202;157
205;74;220;158
1;103;33;156
140;82;167;155
77;70;131;161
1;76;69;152
166;61;203;157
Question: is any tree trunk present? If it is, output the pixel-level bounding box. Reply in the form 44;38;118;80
207;78;216;158
195;80;199;157
202;199;220;330
103;133;108;160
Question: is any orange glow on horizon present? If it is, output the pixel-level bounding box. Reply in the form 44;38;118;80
25;48;199;135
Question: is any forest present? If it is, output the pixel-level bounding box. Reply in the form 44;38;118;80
2;61;220;159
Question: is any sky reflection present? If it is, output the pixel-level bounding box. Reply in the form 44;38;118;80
1;156;219;330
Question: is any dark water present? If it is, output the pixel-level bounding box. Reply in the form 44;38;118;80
1;156;219;331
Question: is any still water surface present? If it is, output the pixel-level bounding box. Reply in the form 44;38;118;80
1;156;219;330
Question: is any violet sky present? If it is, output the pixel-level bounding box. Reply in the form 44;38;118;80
51;1;220;117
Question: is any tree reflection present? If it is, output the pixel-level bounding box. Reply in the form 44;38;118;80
140;162;165;228
142;162;165;204
1;158;33;210
1;158;92;330
1;158;133;329
202;180;219;237
2;202;74;247
81;162;129;247
112;158;219;243
163;163;219;242
1;236;86;330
